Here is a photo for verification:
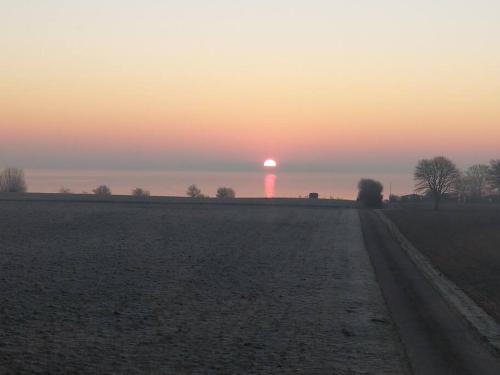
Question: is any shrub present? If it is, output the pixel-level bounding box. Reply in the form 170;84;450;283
216;187;235;198
357;179;383;208
186;184;202;198
93;185;112;196
0;168;27;193
132;187;150;198
59;187;72;194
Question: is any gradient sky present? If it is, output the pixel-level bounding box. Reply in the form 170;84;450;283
1;0;499;172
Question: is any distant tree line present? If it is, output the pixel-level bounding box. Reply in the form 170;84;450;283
0;169;240;199
358;157;500;210
186;184;236;198
5;158;500;208
87;184;236;198
393;157;500;210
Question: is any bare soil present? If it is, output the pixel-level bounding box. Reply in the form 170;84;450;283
385;204;500;323
0;200;407;374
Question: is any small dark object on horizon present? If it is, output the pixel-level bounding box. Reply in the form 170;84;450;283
309;193;319;199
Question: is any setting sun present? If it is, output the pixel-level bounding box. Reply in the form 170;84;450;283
264;159;277;168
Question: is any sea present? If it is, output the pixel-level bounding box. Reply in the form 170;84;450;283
24;169;415;200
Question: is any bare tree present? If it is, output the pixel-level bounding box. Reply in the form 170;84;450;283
489;160;500;193
186;184;202;198
216;187;235;198
458;164;490;201
131;187;150;198
93;185;112;196
59;187;72;194
0;168;27;193
414;156;460;210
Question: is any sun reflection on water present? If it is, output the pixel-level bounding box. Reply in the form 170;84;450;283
265;174;277;198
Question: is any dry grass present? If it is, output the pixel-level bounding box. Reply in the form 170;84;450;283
386;203;500;322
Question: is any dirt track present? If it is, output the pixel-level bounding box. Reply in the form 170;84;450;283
360;210;500;375
0;200;407;374
385;206;500;322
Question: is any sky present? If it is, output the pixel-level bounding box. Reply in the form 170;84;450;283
1;0;500;173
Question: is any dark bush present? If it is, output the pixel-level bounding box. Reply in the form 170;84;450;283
131;187;150;198
216;187;235;198
186;184;202;198
59;187;72;194
357;179;383;208
93;185;112;196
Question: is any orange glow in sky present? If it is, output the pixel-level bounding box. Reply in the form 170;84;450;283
1;1;499;172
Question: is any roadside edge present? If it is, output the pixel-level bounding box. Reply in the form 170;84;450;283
376;209;500;354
